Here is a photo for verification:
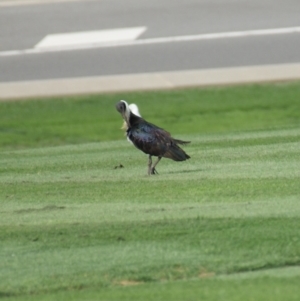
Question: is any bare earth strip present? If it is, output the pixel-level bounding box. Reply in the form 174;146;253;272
1;63;300;100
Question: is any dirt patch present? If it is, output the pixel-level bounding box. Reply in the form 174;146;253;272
198;272;215;278
118;280;143;286
114;164;124;169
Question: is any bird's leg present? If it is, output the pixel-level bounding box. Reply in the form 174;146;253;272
151;157;162;175
148;155;152;175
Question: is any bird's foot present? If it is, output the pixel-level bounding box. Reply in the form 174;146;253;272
150;167;158;175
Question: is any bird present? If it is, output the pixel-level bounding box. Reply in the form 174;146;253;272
116;100;190;175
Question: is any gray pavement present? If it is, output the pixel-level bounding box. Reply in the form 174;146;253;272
1;0;300;98
1;33;300;82
1;0;300;52
1;0;300;80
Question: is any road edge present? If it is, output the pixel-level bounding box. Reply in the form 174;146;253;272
1;63;300;100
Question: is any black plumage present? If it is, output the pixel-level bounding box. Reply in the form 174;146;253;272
116;100;190;175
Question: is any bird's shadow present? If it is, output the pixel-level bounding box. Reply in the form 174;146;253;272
166;168;204;175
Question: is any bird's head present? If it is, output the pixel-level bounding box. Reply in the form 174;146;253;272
116;100;142;131
120;103;142;130
116;100;131;125
128;103;141;117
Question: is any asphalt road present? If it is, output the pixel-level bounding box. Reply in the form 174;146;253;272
1;0;300;83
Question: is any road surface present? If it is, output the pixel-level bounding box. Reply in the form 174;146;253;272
1;0;300;98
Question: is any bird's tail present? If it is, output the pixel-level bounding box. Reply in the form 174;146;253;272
164;144;191;161
173;139;191;146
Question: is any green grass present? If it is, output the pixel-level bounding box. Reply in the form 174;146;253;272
1;82;300;150
1;83;300;300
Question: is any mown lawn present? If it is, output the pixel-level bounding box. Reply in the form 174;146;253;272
1;82;300;150
0;83;300;300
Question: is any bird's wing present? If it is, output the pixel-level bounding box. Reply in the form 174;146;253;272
128;121;173;156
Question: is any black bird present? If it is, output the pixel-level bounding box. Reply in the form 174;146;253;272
116;100;190;175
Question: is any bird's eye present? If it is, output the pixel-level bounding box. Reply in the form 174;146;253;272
116;102;126;112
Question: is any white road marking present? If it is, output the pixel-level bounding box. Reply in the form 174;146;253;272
34;27;147;49
141;26;300;43
1;26;300;57
0;0;94;6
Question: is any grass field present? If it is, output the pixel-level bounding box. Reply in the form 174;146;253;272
1;83;300;300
